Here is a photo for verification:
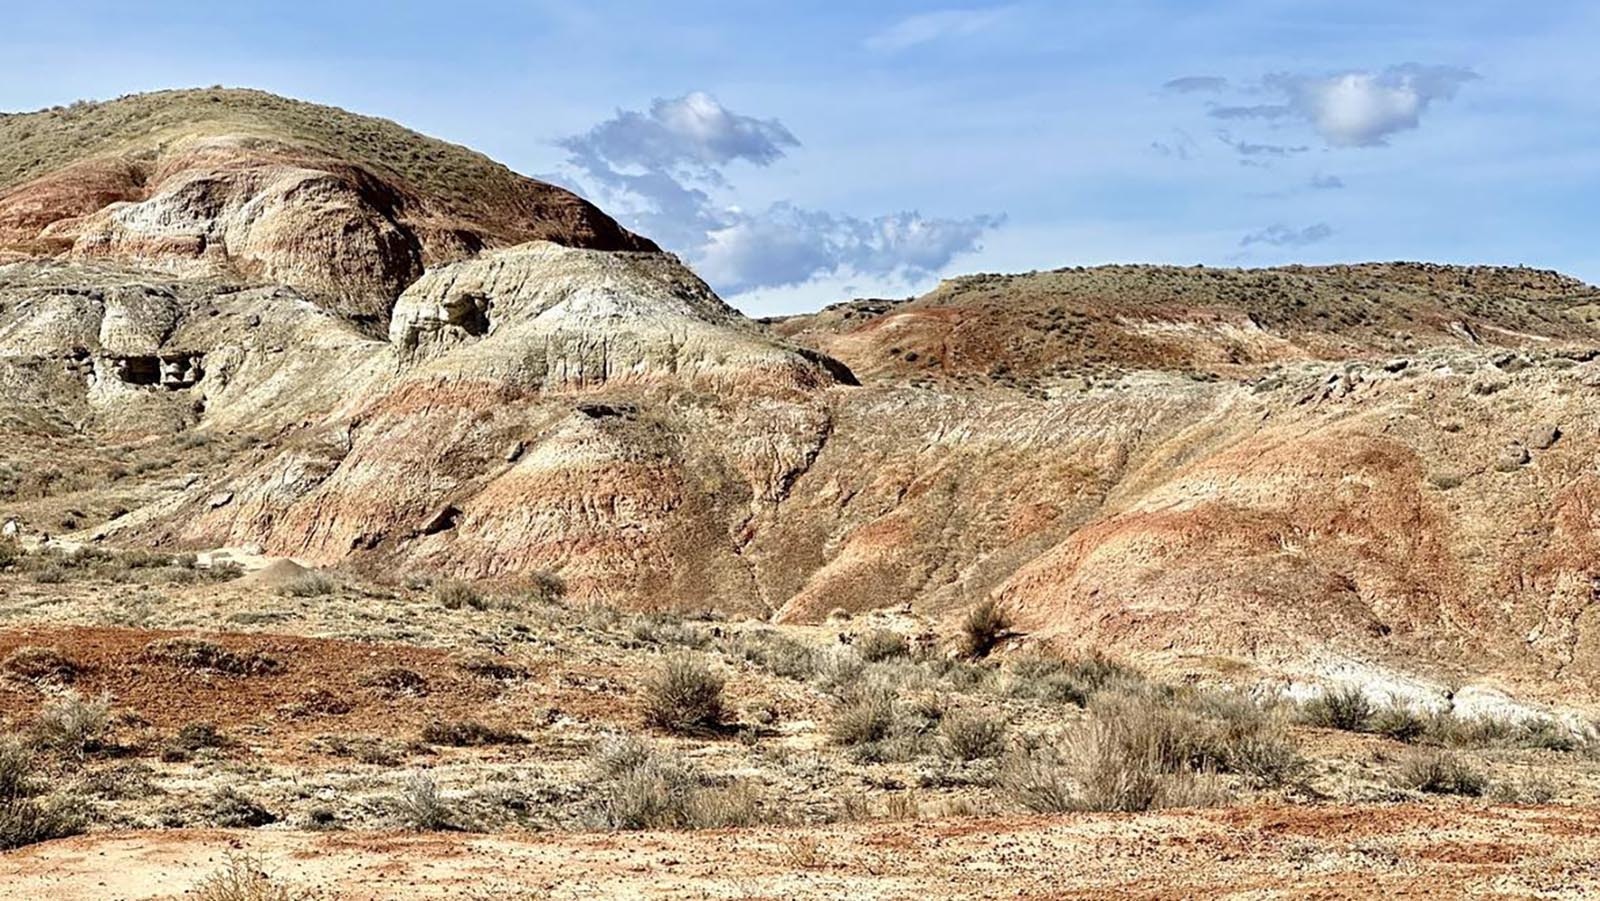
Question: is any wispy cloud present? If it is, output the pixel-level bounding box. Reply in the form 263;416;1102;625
1309;173;1345;190
1218;133;1309;158
559;93;1003;297
864;7;1012;53
1241;223;1334;248
1163;76;1228;94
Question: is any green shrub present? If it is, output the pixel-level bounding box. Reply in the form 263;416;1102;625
725;630;818;680
1007;653;1144;707
641;655;727;734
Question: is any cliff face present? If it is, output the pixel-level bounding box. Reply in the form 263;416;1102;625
10;90;1600;709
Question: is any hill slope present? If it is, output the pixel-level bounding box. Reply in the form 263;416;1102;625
0;88;656;321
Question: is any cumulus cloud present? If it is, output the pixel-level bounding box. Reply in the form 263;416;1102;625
698;206;1005;295
561;92;798;182
865;7;1012;52
1210;65;1478;147
1163;76;1228;94
1240;223;1334;248
559;93;1002;297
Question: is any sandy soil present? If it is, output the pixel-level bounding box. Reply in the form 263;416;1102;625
5;803;1600;900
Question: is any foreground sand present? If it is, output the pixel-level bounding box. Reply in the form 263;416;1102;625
6;803;1600;900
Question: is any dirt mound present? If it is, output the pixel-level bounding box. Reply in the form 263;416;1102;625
239;558;312;589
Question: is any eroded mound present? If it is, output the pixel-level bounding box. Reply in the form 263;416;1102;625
0;88;656;321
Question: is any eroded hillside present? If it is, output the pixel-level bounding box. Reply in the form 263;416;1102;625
5;90;1600;719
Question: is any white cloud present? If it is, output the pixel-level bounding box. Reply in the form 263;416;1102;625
698;205;1004;295
1210;65;1478;148
560;91;798;179
864;7;1011;53
559;94;1003;297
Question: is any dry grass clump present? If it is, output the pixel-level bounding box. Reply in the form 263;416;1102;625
587;738;764;831
394;772;453;831
31;691;110;760
1397;751;1488;796
940;708;1009;761
421;719;527;747
1370;702;1428;742
0;740;86;850
1006;652;1144;707
1308;689;1586;754
191;854;312;901
724;629;819;680
454;655;528;681
1298;686;1374;732
855;629;911;663
1;646;79;684
1002;687;1299;812
435;579;484;610
141;638;282;676
627;613;711;649
203;787;278;827
825;676;946;763
828;686;900;747
359;666;430;696
276;570;334;598
641;654;727;734
959;599;1011;659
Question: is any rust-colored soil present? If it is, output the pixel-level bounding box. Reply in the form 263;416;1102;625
0;626;638;763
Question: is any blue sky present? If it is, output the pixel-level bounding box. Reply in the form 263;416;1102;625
3;1;1598;315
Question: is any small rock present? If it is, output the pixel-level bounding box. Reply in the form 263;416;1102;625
1528;424;1561;450
1382;358;1410;373
419;504;461;535
1495;444;1532;472
207;491;234;509
505;440;526;463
